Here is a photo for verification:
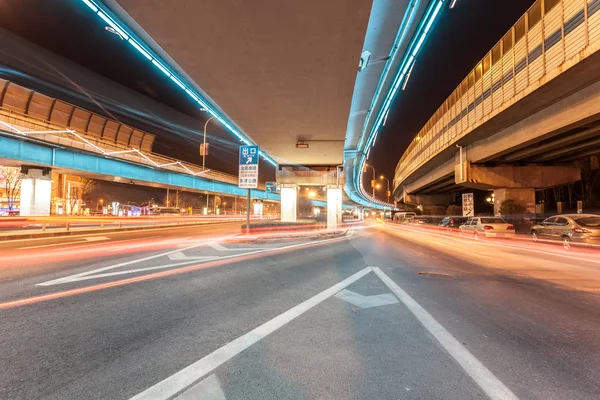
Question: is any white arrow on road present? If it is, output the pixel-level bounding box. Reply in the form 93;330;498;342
167;252;218;261
335;289;399;309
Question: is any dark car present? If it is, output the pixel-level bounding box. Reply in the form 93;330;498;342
438;216;468;231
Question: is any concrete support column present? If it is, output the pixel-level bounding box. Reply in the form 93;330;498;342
253;200;263;216
20;167;52;216
326;185;343;229
280;185;297;222
492;188;535;216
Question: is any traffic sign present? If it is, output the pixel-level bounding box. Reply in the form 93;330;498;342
199;143;209;156
239;145;259;189
266;181;280;193
239;145;259;165
462;193;474;217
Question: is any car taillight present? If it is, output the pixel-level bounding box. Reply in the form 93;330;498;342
573;228;592;233
484;225;494;230
507;225;515;230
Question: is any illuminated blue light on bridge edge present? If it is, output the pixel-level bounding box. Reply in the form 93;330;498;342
80;0;278;167
351;0;447;208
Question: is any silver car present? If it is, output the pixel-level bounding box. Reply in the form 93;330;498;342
459;216;516;239
531;214;600;250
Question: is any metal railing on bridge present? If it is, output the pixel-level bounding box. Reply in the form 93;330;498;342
395;0;600;188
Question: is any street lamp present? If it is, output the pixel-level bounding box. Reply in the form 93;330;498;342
200;109;215;169
363;164;376;198
97;198;104;212
379;175;391;204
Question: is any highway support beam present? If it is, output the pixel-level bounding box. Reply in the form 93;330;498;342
455;162;581;215
19;166;52;216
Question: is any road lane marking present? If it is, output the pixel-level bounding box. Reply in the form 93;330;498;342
1;236;352;310
174;374;226;400
335;289;399;308
38;235;349;286
37;242;209;286
168;252;218;261
372;267;520;400
208;241;258;251
128;267;372;400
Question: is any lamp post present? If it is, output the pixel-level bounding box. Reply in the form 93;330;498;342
97;198;104;212
202;117;215;169
363;164;376;198
380;175;390;204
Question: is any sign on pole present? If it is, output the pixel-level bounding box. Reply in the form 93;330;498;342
462;193;474;217
238;145;259;189
266;181;280;193
200;143;209;156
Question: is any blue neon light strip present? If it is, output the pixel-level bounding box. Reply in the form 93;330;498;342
128;39;151;60
79;0;278;167
82;0;98;12
352;0;447;208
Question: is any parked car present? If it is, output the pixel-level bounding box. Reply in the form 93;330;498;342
459;216;515;238
438;216;468;231
410;216;428;225
393;212;416;224
531;214;600;250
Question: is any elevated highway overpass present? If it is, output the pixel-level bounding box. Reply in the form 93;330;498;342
393;0;600;214
0;0;453;219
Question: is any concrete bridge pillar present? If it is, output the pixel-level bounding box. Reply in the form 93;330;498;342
19;166;52;216
492;188;536;216
280;184;297;222
326;185;343;229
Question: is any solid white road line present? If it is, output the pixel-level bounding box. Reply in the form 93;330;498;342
207;241;259;251
167;252;218;261
129;267;372;400
372;267;520;400
174;374;226;400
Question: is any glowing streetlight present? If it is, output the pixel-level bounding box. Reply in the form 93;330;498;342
308;191;316;198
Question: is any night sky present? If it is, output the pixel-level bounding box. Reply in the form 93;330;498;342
366;0;536;199
0;0;535;194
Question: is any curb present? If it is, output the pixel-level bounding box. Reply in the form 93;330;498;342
0;220;242;241
227;229;349;244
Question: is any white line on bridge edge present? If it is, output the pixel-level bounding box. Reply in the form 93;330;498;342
372;267;520;400
128;267;372;400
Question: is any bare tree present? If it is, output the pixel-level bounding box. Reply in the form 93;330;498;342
67;178;96;215
0;167;21;211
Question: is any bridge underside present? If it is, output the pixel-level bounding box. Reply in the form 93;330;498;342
107;0;373;166
396;49;600;203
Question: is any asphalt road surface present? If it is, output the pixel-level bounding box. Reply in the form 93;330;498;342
1;220;599;399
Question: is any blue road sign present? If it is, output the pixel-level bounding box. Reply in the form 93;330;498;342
239;145;259;165
239;145;259;189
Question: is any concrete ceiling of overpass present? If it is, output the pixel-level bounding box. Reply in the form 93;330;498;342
109;0;373;166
